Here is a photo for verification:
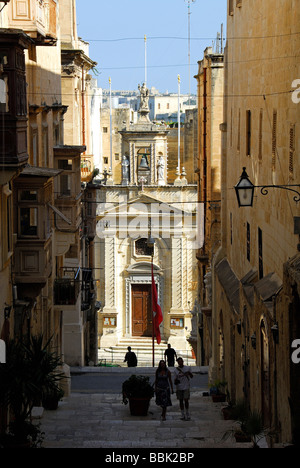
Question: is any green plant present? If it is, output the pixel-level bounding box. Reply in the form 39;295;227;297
209;379;227;395
244;409;267;448
221;390;236;419
122;375;154;405
42;385;64;410
0;420;44;448
0;335;67;446
222;401;276;448
25;335;66;401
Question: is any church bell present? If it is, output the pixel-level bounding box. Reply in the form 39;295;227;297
138;154;149;169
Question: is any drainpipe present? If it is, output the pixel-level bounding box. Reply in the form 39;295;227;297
82;65;86;150
203;67;207;246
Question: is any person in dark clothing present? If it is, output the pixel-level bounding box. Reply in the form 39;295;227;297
124;346;137;367
155;360;174;420
164;344;177;367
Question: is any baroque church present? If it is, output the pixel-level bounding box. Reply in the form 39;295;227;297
95;84;199;365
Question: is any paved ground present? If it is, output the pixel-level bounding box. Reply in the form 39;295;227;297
38;366;253;449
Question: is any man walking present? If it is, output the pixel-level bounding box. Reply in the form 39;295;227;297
173;357;193;420
164;344;177;367
124;346;137;367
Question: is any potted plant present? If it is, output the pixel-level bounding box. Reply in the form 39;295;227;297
42;385;64;410
0;339;43;447
222;401;276;447
210;380;227;403
0;335;67;447
122;375;154;416
243;409;268;448
221;390;236;420
222;399;251;444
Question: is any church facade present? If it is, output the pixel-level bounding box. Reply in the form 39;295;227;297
95;84;200;360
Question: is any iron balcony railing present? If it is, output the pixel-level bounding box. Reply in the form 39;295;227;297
54;267;80;305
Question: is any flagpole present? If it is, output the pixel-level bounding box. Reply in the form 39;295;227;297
148;236;155;367
144;34;147;86
178;74;181;174
151;253;154;368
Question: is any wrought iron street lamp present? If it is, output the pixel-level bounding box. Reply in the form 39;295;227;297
235;168;255;207
235;167;300;207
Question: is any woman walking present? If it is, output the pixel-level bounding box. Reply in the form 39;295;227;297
155;360;174;421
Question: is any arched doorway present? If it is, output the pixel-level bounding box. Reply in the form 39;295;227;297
260;320;271;426
126;262;162;338
131;283;152;337
219;311;225;381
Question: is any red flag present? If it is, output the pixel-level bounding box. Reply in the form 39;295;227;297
151;262;163;344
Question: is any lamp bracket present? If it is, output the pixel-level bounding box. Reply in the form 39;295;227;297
258;185;300;203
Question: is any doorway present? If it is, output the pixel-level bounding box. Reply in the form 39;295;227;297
131;284;152;337
260;321;271;426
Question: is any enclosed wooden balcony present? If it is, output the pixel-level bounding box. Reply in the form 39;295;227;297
54;145;86;231
8;0;57;45
0;29;32;171
13;165;61;286
14;238;52;284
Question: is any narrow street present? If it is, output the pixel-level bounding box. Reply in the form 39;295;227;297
38;366;252;450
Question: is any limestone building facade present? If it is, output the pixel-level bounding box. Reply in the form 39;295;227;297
212;0;300;444
0;0;98;372
194;47;224;366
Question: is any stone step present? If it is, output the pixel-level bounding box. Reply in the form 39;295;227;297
98;337;196;367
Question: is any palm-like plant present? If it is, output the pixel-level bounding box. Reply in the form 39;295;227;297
222;401;276;448
244;409;267;448
0;335;66;446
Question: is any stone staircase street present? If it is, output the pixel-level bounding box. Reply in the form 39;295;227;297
98;337;196;367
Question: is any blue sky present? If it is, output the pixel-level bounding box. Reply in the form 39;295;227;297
76;0;227;95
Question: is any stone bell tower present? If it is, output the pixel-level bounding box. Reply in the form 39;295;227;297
120;83;169;187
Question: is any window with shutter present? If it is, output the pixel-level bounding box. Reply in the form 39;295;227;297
247;222;250;262
258;109;263;161
258;228;263;280
246;110;251;156
237;109;241;152
289;124;295;177
272;111;277;171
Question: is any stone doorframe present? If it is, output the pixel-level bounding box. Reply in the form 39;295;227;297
125;263;162;337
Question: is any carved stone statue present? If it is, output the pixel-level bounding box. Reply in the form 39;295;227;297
122;155;130;185
138;83;149;111
157;155;165;186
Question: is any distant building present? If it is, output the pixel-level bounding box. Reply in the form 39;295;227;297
102;88;197;123
95;84;198;364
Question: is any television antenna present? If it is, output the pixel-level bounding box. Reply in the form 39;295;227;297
185;0;196;105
